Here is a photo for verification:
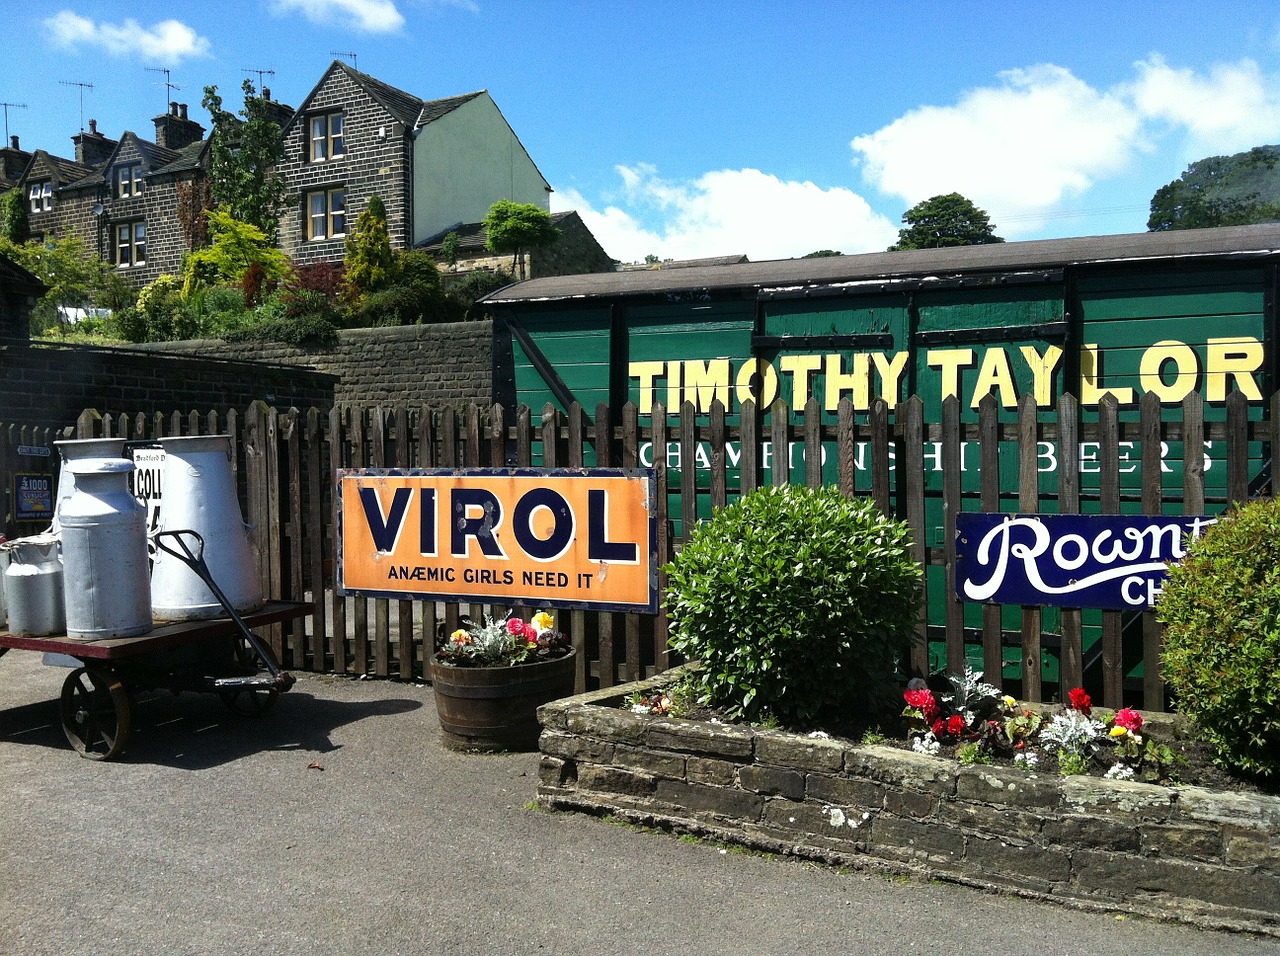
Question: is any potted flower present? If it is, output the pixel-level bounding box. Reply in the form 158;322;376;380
429;611;575;752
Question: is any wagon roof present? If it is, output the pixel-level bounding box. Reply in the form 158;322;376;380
482;223;1280;305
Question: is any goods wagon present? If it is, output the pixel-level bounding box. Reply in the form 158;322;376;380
484;224;1280;688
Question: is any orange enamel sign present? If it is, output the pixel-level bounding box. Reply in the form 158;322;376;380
337;468;658;612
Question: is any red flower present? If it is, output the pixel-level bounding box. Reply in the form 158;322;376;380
904;688;934;711
506;618;527;637
1067;687;1092;716
1113;707;1144;734
945;715;966;738
931;718;946;738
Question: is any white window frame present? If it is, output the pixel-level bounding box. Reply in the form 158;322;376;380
116;221;146;267
306;187;346;240
28;182;51;212
116;164;144;198
309;113;345;162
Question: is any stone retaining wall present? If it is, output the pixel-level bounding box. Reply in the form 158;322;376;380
537;670;1280;937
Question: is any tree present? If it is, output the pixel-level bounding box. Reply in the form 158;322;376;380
342;195;398;307
1148;146;1280;231
889;193;1004;251
0;235;130;335
438;231;461;269
0;190;28;243
179;209;291;299
483;200;559;279
802;249;841;258
202;79;290;240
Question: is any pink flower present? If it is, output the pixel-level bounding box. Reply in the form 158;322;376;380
506;618;526;637
1113;708;1144;734
1067;687;1092;716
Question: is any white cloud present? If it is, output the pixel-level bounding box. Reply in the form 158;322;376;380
554;166;898;263
269;0;406;33
851;64;1141;236
43;11;212;63
1130;54;1280;154
850;58;1280;237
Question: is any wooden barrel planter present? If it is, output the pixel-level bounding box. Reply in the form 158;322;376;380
430;649;577;752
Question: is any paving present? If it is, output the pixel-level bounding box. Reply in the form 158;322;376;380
0;650;1275;956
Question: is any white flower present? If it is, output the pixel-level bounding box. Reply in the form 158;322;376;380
630;704;650;715
911;733;941;756
1104;764;1136;781
824;807;847;828
807;730;831;739
1013;751;1039;771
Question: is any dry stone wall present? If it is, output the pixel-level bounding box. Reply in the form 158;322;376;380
141;320;493;408
538;670;1280;938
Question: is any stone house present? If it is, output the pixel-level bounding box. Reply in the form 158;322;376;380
10;105;216;288
5;61;612;296
417;210;616;285
275;60;554;270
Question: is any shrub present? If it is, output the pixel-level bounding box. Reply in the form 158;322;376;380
1158;497;1280;780
664;486;921;724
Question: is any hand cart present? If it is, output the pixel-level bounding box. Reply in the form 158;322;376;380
0;530;310;761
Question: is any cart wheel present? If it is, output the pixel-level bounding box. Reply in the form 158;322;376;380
60;667;133;760
220;686;280;716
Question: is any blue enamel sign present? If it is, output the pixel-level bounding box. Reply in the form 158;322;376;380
955;512;1216;611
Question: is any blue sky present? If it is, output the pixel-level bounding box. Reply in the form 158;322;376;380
5;0;1280;262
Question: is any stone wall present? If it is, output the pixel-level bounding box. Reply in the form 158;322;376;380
140;320;493;408
0;341;337;430
538;669;1280;937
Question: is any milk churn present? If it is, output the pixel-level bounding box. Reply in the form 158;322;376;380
149;435;264;620
52;438;127;534
59;458;152;639
3;534;65;637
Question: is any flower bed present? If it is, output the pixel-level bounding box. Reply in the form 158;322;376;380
537;668;1280;937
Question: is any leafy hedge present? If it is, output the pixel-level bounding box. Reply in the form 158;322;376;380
665;486;921;724
1158;497;1280;780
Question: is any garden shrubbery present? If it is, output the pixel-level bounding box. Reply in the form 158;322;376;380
1157;497;1280;781
664;486;921;725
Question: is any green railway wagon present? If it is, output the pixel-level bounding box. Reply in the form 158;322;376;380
485;224;1280;695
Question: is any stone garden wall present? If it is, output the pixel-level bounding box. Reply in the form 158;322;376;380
537;669;1280;937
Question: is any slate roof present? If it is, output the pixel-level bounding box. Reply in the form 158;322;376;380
483;224;1280;305
285;61;485;137
0;252;46;297
417;210;579;253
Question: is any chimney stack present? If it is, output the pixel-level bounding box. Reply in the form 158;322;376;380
73;119;117;167
9;135;17;150
153;102;205;151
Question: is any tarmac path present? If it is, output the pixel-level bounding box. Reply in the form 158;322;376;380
1;650;1275;956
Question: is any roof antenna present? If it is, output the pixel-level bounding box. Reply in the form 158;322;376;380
59;80;95;132
330;50;358;70
241;67;275;94
146;67;182;107
0;101;27;143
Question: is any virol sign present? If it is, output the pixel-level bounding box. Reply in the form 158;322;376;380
337;468;658;612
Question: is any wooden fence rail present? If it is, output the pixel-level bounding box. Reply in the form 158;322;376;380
2;389;1267;712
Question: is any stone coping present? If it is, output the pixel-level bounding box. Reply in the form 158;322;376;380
536;667;1280;938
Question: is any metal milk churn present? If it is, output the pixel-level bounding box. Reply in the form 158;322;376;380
149;435;264;620
58;457;153;640
3;534;66;637
52;438;127;534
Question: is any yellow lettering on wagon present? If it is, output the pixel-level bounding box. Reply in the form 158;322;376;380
632;361;664;414
970;348;1018;409
1140;340;1199;403
872;351;910;409
735;358;779;408
823;353;871;411
1205;336;1263;402
1080;343;1135;405
927;348;975;401
1021;345;1064;407
682;359;731;413
779;355;824;410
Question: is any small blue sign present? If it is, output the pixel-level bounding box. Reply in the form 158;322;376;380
955;512;1217;611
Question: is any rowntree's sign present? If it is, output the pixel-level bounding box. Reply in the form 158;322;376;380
337;468;658;612
955;513;1216;611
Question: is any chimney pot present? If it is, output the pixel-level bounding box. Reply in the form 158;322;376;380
263;87;271;101
89;119;97;135
170;101;179;116
9;135;18;150
179;103;188;120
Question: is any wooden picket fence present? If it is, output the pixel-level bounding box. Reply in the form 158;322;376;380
14;389;1274;712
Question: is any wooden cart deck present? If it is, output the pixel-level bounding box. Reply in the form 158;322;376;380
0;601;311;659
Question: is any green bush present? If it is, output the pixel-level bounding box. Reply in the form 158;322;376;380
664;486;921;725
1158;497;1280;780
